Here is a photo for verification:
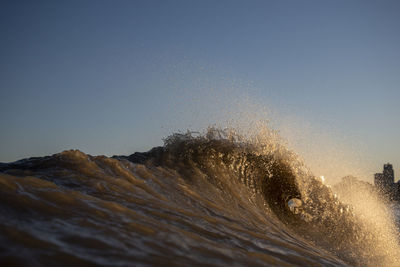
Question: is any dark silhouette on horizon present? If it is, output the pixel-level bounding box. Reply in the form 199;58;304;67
374;163;400;200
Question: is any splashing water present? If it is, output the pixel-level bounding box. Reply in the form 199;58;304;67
0;127;399;266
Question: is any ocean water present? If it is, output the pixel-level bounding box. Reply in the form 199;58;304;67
0;129;399;266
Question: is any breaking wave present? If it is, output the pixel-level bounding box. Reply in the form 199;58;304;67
0;128;399;266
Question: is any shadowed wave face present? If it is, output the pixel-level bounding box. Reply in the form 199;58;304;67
0;129;399;266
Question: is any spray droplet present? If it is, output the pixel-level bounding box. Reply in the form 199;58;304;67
300;212;313;222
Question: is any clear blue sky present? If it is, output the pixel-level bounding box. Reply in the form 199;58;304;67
1;0;399;182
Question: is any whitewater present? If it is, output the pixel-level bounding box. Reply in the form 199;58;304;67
0;128;399;266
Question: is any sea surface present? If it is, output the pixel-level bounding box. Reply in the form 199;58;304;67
0;129;399;266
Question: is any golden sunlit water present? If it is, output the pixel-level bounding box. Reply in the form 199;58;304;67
1;127;399;266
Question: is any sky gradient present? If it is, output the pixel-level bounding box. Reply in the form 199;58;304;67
1;0;399;183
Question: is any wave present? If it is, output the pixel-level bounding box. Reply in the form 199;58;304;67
0;128;399;266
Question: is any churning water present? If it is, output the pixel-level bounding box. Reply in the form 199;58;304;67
0;128;399;266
